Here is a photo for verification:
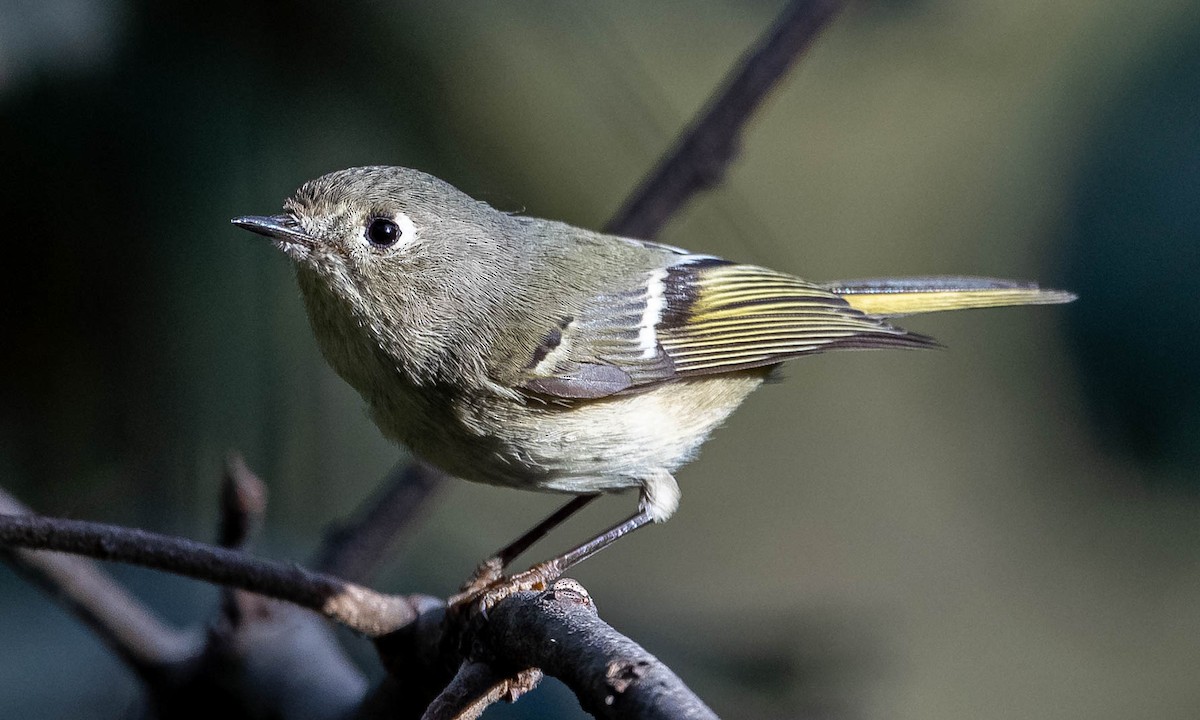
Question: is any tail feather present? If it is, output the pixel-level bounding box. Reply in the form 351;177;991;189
823;276;1076;317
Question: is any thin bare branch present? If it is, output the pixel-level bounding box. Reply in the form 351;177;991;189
315;460;445;582
605;0;846;239
218;452;268;550
0;489;195;674
421;662;542;720
217;453;269;627
0;512;417;637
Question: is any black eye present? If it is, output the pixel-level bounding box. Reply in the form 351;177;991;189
366;217;401;247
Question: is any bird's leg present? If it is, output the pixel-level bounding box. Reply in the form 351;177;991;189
495;494;601;568
456;494;599;595
449;506;656;609
530;506;656;578
451;472;676;610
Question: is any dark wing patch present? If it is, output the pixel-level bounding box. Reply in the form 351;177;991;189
524;326;563;370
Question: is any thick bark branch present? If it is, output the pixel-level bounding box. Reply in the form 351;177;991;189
605;0;846;239
471;580;718;720
0;512;416;637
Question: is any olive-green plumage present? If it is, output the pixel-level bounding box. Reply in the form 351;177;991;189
233;166;1073;525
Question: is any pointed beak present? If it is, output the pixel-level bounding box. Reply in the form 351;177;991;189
231;214;314;247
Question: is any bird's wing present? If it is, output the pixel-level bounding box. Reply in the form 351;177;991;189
515;257;935;400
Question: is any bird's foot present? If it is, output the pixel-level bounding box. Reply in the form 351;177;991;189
448;559;564;617
453;555;506;600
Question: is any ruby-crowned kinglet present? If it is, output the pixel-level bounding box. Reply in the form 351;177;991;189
233;166;1073;569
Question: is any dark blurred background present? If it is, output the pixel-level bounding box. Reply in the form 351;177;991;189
2;1;1199;718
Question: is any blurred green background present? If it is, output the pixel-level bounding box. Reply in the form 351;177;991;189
2;0;1199;718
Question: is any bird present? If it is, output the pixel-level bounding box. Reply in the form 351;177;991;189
233;165;1074;584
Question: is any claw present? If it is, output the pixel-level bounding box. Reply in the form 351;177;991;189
454;555;505;599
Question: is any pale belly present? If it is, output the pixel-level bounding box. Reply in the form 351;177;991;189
386;371;767;495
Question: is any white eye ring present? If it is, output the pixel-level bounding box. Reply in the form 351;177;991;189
363;212;417;249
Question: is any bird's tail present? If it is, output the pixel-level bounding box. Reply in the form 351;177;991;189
823;277;1076;317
